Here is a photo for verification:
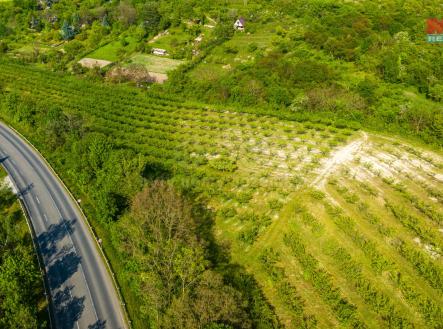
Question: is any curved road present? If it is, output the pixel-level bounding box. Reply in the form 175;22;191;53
0;122;127;329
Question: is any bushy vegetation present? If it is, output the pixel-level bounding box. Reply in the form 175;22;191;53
0;61;295;328
0;1;442;328
0;171;47;329
0;0;441;146
1;60;442;328
111;181;270;328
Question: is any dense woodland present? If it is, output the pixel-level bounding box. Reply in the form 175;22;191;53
0;0;442;329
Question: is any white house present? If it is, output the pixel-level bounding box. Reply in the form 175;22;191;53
234;18;245;31
152;48;168;56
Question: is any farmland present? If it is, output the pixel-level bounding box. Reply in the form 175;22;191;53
0;60;442;328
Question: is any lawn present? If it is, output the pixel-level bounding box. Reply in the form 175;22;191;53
87;36;138;62
127;53;184;73
148;27;195;54
148;25;213;59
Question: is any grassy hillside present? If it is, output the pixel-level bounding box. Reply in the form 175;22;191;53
0;61;442;328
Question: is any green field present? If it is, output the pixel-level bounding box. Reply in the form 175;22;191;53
127;53;184;73
87;36;138;62
148;28;191;53
1;61;442;328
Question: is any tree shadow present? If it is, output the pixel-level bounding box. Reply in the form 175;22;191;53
47;249;81;291
192;202;230;266
0;155;9;163
17;182;34;198
88;319;107;329
37;218;76;260
112;192;129;219
191;201;281;328
53;286;85;329
142;160;172;181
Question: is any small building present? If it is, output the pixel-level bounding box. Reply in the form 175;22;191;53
152;48;168;56
234;18;245;31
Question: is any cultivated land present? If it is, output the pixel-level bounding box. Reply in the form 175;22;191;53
0;61;442;328
127;53;184;74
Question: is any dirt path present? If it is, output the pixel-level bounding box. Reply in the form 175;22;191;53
148;30;169;44
312;132;368;188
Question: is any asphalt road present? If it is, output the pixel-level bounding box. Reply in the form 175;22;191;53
0;122;127;329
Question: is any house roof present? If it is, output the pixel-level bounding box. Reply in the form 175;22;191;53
238;17;245;25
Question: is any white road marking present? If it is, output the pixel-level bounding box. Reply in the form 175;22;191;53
79;264;99;321
67;289;80;329
48;194;100;323
1;129;112;328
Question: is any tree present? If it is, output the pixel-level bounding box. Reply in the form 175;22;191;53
101;14;110;28
110;181;256;327
429;84;443;102
116;1;137;27
139;2;161;35
87;134;113;173
60;20;75;40
164;270;249;329
43;106;68;149
0;41;8;54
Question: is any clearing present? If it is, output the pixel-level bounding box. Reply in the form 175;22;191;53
87;36;138;62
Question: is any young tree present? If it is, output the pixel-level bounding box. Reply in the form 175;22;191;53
60;20;75;40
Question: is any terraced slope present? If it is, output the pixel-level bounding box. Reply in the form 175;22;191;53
0;61;442;328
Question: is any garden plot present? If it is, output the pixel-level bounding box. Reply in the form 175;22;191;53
127;53;184;74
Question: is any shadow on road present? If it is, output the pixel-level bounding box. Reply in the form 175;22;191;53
17;182;34;198
38;219;86;326
88;319;107;329
0;156;9;163
37;218;76;259
47;250;81;290
53;286;85;329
